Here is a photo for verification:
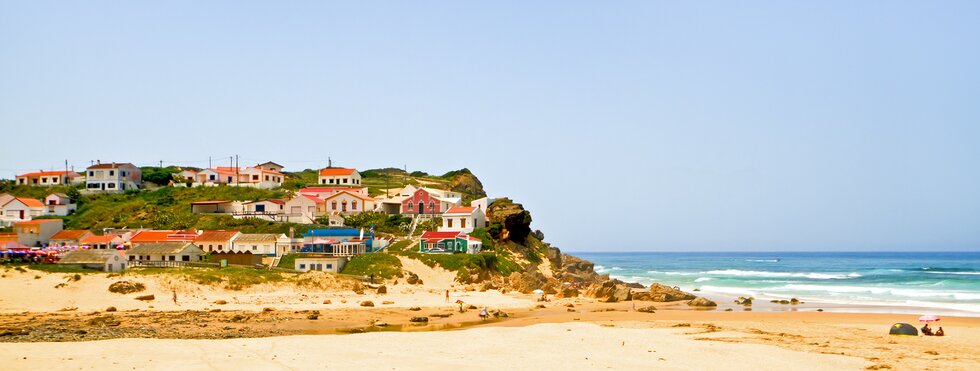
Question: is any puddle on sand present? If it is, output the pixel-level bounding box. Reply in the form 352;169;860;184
335;319;497;334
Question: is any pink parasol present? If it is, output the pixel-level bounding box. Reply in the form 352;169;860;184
918;315;941;322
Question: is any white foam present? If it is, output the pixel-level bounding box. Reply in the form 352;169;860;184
782;284;980;300
926;271;980;276
745;259;780;263
694;277;713;283
705;269;861;280
697;285;758;296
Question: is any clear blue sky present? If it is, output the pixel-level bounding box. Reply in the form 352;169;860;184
2;1;979;251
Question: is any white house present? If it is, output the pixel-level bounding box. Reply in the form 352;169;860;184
232;233;291;256
1;197;45;225
284;195;325;223
242;199;286;215
322;191;376;215
255;161;284;172
238;167;284;189
15;171;82;187
299;187;369;199
438;206;487;234
317;168;361;186
193;167;282;189
128;242;205;263
189;200;242;214
85;162;141;193
57;249;128;272
13;219;63;246
194;230;241;253
43;193;76;216
294;255;348;273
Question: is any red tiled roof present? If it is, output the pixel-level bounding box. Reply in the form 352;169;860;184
445;206;477;214
323;190;374;201
15;197;45;208
301;195;325;204
420;231;462;240
129;230;198;243
80;234;119;244
50;230;91;241
318;168;357;176
87;163;134;169
299;187;367;194
194;230;240;243
17;171;78;178
14;219;61;225
0;233;17;243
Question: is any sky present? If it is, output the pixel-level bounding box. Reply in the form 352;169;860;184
2;1;979;252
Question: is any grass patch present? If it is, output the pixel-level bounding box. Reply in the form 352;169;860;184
385;240;415;255
404;252;514;282
20;264;100;274
127;266;288;290
277;254;298;269
341;253;402;279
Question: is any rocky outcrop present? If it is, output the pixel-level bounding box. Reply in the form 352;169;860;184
687;297;717;307
487;198;533;243
555;285;579;298
445;169;487;199
632;283;697;302
585;280;633;303
506;271;550;294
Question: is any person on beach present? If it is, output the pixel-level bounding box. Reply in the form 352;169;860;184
445;290;450;302
921;323;933;336
935;327;945;336
479;307;488;321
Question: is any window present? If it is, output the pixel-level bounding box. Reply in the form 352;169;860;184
107;183;116;188
351;202;357;210
168;256;176;261
182;255;190;261
208;245;213;251
299;264;306;269
41;178;47;184
209;175;216;181
329;179;335;184
429;201;435;211
448;219;453;228
331;201;337;210
461;218;466;228
408;202;413;211
217;245;222;250
321;179;327;184
263;175;268;181
109;171;114;176
89;171;94;177
342;178;348;184
252;245;257;251
253;175;259;181
326;264;333;269
121;171;127;176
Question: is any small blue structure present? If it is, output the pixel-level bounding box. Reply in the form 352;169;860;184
300;228;376;254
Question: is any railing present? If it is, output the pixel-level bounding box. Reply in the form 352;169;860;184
129;260;219;268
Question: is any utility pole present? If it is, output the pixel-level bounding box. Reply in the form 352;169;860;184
235;154;239;186
64;159;68;184
159;160;163;168
208;156;212;169
328;157;332;168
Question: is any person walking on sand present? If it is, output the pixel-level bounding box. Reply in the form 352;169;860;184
172;289;178;305
479;307;489;321
445;289;450;303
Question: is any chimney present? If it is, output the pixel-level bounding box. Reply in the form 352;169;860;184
97;160;101;165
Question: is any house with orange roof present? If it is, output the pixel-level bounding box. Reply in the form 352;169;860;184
438;206;487;234
317;168;361;186
255;161;284;172
128;230;199;247
418;231;483;254
323;191;376;215
13;219;64;246
284;194;326;223
299;187;369;198
15;170;82;187
193;166;283;189
85;162;141;193
80;234;126;249
1;197;46;225
194;230;242;253
48;230;94;247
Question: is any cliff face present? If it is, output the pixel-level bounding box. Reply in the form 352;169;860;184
444;168;487;201
476;197;706;304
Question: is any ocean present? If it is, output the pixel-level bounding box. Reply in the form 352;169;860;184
574;251;980;316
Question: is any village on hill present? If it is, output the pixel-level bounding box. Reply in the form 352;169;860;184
0;160;493;274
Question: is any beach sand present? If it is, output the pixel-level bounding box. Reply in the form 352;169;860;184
1;268;978;370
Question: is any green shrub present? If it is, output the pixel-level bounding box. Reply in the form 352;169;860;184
341;253;402;279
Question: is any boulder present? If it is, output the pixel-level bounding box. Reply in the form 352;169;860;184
506;271;550;294
108;281;145;294
87;316;121;327
632;284;696;302
409;316;429;323
556;286;580;298
405;272;422;285
360;301;375;307
134;294;155;301
585;280;633;303
687;297;717;307
376;285;387;294
637;306;657;313
487;198;533;243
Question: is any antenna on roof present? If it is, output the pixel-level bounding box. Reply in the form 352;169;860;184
328;157;332;168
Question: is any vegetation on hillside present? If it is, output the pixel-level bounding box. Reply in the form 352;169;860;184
340;253;402;279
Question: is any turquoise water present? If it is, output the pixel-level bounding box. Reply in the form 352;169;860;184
574;252;980;316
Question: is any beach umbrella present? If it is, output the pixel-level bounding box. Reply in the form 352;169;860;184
532;289;545;295
918;315;941;322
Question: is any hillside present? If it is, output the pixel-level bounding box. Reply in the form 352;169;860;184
0;167;486;234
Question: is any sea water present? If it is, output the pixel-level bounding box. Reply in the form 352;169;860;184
574;252;980;316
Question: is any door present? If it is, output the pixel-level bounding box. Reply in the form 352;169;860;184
255;204;265;213
418;202;424;214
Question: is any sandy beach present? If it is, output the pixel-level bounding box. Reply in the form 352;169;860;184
1;267;978;370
